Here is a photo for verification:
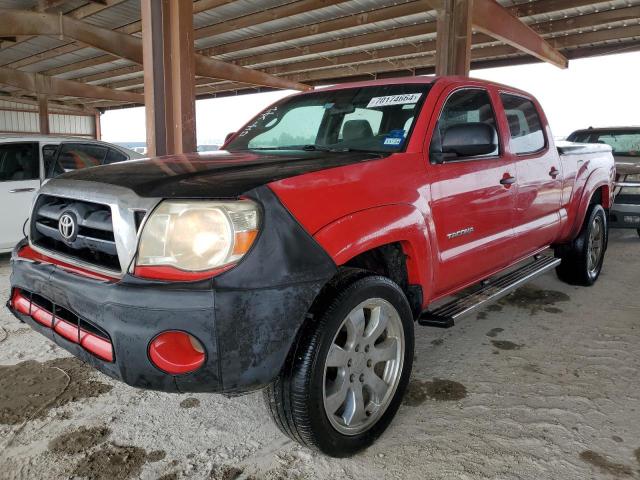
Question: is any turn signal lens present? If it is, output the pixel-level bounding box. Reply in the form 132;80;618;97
148;331;206;375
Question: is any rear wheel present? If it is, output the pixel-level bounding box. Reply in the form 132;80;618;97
637;228;640;238
264;273;414;457
556;204;607;286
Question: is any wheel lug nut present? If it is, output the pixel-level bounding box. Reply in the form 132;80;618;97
350;374;355;383
347;359;352;367
355;344;360;352
367;360;372;368
365;345;370;353
359;374;365;383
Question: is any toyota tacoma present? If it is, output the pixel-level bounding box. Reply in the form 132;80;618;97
7;77;615;457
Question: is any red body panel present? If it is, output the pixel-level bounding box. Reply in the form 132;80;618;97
269;76;614;309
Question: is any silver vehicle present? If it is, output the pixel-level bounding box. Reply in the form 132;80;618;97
568;127;640;237
0;135;141;253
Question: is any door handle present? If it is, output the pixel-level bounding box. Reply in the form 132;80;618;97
500;175;516;186
9;188;36;193
549;167;560;178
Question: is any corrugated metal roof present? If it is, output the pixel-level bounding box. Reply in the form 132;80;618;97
0;0;637;107
83;0;141;29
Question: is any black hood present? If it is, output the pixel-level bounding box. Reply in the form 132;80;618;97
59;150;387;198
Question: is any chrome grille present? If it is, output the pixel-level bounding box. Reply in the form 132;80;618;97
31;195;120;272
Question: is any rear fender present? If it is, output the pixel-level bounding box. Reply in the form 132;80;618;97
314;204;433;305
566;167;612;240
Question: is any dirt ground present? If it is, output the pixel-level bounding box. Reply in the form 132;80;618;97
1;230;639;480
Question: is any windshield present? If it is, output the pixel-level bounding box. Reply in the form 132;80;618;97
569;130;640;157
226;84;431;153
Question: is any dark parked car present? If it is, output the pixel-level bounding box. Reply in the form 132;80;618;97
568;127;640;236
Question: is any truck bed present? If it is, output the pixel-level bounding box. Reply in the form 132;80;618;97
556;141;612;156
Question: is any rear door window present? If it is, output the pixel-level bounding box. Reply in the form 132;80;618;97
104;148;128;165
0;142;39;181
43;144;62;178
500;93;546;154
57;143;108;172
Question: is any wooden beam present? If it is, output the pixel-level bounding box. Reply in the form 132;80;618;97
4;0;231;71
472;0;568;69
0;9;311;91
0;66;144;102
38;93;49;134
94;111;101;140
1;0;128;51
142;0;197;156
435;0;472;76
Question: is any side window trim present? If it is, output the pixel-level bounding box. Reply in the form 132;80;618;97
429;86;503;164
42;143;62;179
498;90;548;156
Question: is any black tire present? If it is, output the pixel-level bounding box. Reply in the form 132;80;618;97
556;203;607;286
637;228;640;238
263;272;414;457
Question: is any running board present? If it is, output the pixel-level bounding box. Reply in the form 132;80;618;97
418;255;561;328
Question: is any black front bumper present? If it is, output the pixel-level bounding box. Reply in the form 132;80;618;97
7;187;337;394
9;256;218;392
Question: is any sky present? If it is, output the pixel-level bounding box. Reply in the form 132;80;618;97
101;50;640;146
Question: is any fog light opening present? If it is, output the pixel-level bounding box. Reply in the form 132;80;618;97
149;331;206;375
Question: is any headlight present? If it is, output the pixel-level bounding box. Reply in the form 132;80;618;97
135;200;260;280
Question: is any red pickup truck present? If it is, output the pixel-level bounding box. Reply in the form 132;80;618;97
8;76;614;457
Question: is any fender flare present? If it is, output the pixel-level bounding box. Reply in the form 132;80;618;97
313;204;433;302
569;167;612;239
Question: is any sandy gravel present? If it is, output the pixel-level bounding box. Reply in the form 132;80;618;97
1;230;639;479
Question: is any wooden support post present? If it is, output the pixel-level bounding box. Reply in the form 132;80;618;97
94;111;102;140
38;93;49;135
141;0;196;157
435;0;473;76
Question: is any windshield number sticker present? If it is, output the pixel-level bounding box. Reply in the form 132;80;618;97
367;93;422;108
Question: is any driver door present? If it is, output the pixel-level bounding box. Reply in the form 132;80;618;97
427;86;518;297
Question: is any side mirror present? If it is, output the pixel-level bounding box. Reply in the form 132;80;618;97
224;132;236;145
441;123;497;159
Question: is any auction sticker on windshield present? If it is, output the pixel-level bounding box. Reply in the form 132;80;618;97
367;93;422;108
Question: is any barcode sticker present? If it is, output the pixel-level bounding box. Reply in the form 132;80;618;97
367;93;422;108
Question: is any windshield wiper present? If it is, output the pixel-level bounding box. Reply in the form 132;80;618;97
244;145;383;154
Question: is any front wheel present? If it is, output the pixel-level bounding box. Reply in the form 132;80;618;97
637;228;640;238
264;273;414;457
556;204;607;286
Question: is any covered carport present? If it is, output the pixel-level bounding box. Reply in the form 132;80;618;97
0;0;637;154
0;1;640;479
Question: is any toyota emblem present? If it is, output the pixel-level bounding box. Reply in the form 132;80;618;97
58;213;77;241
